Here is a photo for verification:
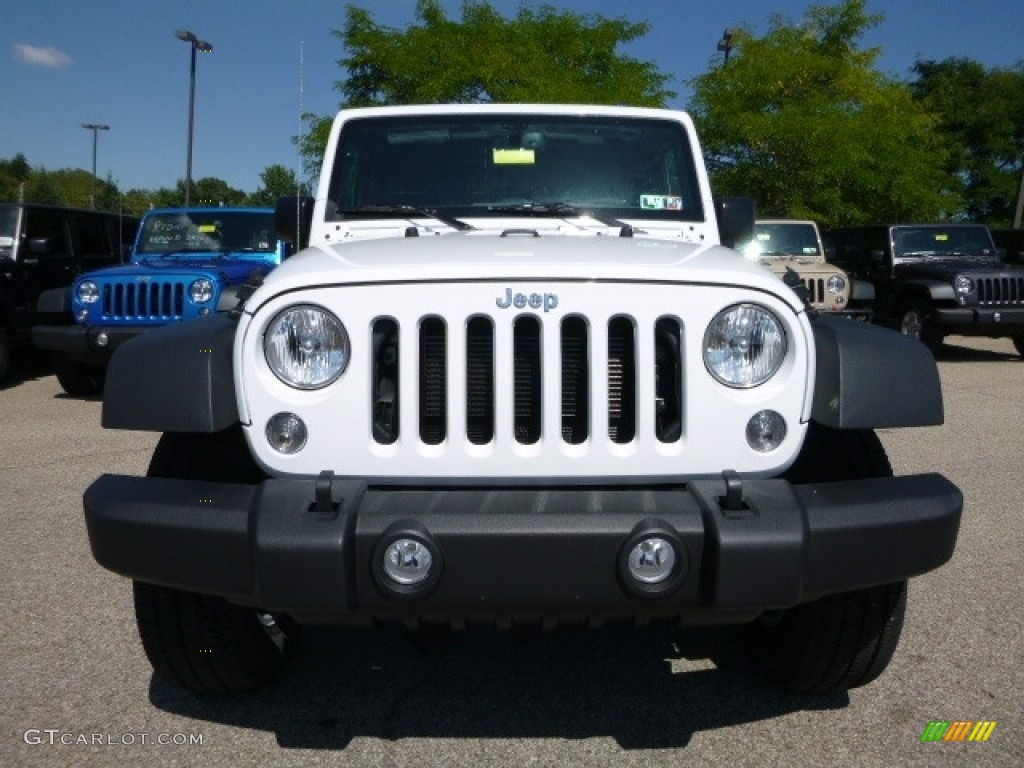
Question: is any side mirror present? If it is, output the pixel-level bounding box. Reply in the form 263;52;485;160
714;196;756;250
275;195;315;251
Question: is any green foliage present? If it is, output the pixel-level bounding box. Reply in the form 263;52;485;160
689;0;960;227
297;0;675;176
249;164;307;207
910;58;1024;227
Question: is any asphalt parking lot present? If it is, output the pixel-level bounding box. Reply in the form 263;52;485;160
2;336;1021;768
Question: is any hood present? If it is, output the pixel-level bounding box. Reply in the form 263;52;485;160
244;230;798;312
86;257;271;283
895;257;1021;278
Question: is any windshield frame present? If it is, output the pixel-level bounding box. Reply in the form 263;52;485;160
133;210;279;262
325;113;705;225
891;224;998;262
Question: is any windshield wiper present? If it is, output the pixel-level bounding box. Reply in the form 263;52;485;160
487;202;638;236
338;205;473;231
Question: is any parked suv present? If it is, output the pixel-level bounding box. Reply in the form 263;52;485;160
0;202;138;383
742;219;871;318
991;228;1024;265
33;207;287;395
85;105;961;697
826;223;1024;355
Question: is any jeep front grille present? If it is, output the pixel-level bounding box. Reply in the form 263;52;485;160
801;278;826;305
976;276;1024;304
370;314;684;448
101;281;185;320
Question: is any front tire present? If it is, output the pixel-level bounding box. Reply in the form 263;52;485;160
743;424;907;693
0;326;9;383
133;428;291;694
898;299;943;354
54;357;105;396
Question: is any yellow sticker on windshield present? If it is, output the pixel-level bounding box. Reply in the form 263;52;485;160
493;148;536;165
198;224;218;233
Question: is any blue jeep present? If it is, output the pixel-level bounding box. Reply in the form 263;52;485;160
33;207;287;395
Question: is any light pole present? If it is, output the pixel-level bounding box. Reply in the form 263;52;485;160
175;29;213;207
716;29;735;64
81;122;110;208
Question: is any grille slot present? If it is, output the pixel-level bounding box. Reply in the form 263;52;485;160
607;316;636;444
802;278;825;305
466;317;495;445
102;281;185;320
513;317;542;444
419;317;447;445
560;316;589;444
370;313;684;450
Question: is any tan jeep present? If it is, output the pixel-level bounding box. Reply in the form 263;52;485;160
745;219;868;318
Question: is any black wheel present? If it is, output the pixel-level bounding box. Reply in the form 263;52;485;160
0;326;9;383
54;357;105;396
898;299;942;354
134;428;292;694
743;423;907;693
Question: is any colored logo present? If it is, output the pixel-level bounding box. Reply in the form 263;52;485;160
921;721;996;742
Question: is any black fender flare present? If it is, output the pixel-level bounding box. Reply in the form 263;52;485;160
810;313;943;429
36;286;72;314
102;314;238;432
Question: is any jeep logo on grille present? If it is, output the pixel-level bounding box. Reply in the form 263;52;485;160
495;288;559;312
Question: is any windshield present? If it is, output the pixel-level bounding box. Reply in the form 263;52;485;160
892;225;997;261
135;211;277;260
326;114;703;223
744;222;821;260
0;206;18;243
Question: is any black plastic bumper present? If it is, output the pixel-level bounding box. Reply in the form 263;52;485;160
931;306;1024;334
83;472;962;625
32;324;148;364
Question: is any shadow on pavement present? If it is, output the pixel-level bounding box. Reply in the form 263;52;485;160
149;623;847;750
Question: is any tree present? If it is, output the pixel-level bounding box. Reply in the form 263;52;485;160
910;58;1024;227
297;0;674;177
688;0;959;227
249;164;307;207
0;154;32;201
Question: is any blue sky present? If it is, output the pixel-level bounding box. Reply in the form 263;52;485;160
3;1;1021;195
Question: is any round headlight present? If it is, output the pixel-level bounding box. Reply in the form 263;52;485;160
265;305;350;389
954;275;973;295
704;304;787;388
189;278;214;304
826;274;847;294
76;280;99;304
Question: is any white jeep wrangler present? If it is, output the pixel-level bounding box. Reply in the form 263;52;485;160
85;105;961;696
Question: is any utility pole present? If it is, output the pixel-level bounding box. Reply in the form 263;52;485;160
82;123;110;208
176;30;213;207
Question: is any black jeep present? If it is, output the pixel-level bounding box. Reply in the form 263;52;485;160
825;223;1024;355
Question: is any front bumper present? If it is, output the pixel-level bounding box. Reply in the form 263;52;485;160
931;306;1024;335
32;324;149;364
84;472;962;626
